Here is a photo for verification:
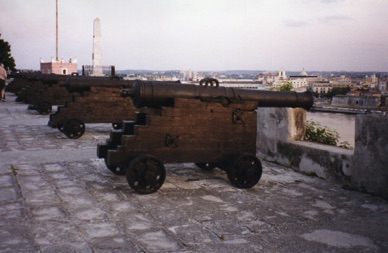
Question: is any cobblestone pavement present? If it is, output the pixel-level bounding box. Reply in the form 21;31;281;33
1;92;388;253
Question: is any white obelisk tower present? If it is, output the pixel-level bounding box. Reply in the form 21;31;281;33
92;17;103;76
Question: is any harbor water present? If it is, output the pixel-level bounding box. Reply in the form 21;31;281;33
306;111;356;148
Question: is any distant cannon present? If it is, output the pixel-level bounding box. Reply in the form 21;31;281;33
5;72;40;94
48;76;136;139
28;84;73;115
6;72;62;94
30;76;127;115
60;76;128;92
97;79;314;194
15;74;70;104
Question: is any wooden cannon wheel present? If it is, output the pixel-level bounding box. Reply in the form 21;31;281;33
105;158;126;175
36;101;52;115
227;153;262;189
62;118;85;139
112;123;122;130
126;154;166;194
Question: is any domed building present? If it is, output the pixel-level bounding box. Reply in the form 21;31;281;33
289;69;318;91
299;69;308;76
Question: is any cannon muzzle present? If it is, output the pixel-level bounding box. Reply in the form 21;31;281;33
122;80;314;110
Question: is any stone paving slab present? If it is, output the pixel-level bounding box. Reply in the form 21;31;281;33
1;92;388;252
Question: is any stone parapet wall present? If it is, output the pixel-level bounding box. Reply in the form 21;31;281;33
351;114;388;197
256;108;388;199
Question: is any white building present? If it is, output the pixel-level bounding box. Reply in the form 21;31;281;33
363;74;379;88
289;69;318;91
378;81;387;91
272;70;288;88
312;81;332;94
331;75;352;89
180;70;201;81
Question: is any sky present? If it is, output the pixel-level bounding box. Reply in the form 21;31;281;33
1;0;388;72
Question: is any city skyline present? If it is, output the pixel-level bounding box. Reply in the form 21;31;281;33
1;0;388;72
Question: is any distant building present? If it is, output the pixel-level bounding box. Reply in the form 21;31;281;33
363;74;379;88
331;75;353;89
265;72;275;84
332;94;380;108
272;70;288;88
180;70;201;81
40;58;77;75
289;69;318;91
258;73;265;82
378;81;387;92
312;81;331;94
41;1;77;75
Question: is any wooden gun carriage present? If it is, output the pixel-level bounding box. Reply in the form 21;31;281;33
5;74;30;94
6;72;45;94
48;77;136;139
15;74;69;104
27;83;73;114
97;79;314;194
28;76;120;115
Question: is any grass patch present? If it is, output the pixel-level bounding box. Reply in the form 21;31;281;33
10;164;18;176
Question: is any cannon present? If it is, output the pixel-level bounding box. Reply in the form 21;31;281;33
27;84;73;114
6;72;46;94
29;75;120;115
5;74;29;94
15;80;47;103
15;74;70;104
122;78;313;109
97;79;313;194
48;76;136;139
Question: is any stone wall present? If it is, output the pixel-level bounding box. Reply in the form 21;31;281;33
351;114;388;197
256;108;388;198
331;95;379;107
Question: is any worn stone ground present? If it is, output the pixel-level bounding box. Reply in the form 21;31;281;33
0;92;387;253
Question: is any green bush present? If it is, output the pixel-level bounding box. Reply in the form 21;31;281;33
279;82;293;92
269;82;293;92
304;120;352;149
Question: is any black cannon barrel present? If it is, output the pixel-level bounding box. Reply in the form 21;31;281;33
124;80;314;110
62;76;134;92
40;74;70;84
8;73;69;85
8;72;37;80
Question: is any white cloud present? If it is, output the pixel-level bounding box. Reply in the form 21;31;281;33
283;19;311;27
318;14;352;23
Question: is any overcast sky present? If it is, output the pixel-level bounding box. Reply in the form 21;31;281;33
1;0;388;72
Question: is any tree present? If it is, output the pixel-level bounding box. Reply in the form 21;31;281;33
278;81;293;92
324;87;350;99
269;81;294;92
0;34;16;71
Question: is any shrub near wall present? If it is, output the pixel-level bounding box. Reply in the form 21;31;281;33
256;107;353;185
256;108;388;199
305;120;352;149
